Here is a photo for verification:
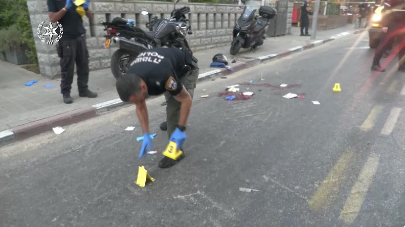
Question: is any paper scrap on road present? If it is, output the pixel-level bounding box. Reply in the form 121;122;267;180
147;151;158;154
229;87;240;92
239;187;259;192
312;101;320;105
136;133;157;142
243;92;254;96
125;126;135;131
280;84;288;87
283;93;298;99
201;95;209;98
227;84;239;88
52;127;65;135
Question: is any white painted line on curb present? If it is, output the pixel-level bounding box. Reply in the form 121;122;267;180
312;40;323;46
381;107;402;135
289;46;303;52
0;130;14;139
93;98;123;109
258;54;277;60
198;69;222;79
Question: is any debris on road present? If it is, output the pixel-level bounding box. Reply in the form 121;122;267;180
243;92;254;96
227;84;239;88
147;151;158;154
239;187;260;192
298;94;305;99
25;80;38;86
221;76;227;79
283;93;298;99
135;166;155;188
44;84;54;88
228;87;240;92
226;95;236;100
219;91;254;101
280;84;288;87
52;127;65;135
201;95;209;98
136;133;157;142
125;126;135;131
312;101;320;105
250;80;254;84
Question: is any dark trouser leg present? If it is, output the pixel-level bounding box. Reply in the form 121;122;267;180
372;29;394;66
59;39;76;95
301;17;308;34
300;18;305;34
397;29;405;68
166;68;199;139
75;35;90;92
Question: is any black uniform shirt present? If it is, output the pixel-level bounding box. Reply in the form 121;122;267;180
127;48;188;96
301;2;309;17
47;0;86;40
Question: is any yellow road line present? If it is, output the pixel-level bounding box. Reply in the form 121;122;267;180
359;105;384;132
386;79;398;94
308;150;355;212
339;153;380;224
381;107;402;135
401;84;405;96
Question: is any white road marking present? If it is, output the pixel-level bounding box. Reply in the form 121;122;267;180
381;107;402;135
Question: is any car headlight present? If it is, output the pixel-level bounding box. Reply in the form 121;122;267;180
372;14;382;22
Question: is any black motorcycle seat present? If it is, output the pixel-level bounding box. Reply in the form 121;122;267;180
254;17;269;32
145;31;155;40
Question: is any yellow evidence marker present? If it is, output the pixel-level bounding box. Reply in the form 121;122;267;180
135;166;155;188
333;83;341;92
162;141;183;160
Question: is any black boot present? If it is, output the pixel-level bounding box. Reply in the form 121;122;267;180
159;121;167;131
63;94;73;104
371;65;386;72
158;147;185;169
79;89;98;98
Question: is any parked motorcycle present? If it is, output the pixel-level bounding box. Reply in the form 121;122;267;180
101;0;196;79
230;0;277;55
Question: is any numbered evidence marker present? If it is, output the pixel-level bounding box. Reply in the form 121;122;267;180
162;141;183;160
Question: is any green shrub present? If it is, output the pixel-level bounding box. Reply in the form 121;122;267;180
0;24;23;52
15;0;38;65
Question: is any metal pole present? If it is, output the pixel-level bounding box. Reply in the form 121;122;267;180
310;0;321;40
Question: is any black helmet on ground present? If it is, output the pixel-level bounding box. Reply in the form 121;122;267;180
212;53;228;65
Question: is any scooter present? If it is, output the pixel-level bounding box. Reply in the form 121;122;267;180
230;0;277;55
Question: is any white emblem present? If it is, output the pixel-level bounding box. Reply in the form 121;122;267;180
37;21;63;45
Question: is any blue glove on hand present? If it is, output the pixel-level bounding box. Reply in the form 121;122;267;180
65;0;74;9
83;0;90;10
139;133;152;159
169;128;186;149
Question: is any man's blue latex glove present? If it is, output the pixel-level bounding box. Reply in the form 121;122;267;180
139;133;152;159
83;0;90;10
65;0;74;9
169;128;186;149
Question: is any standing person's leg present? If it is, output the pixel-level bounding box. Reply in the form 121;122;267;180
305;17;309;35
300;17;305;35
76;35;98;98
58;39;77;104
159;67;199;168
372;28;394;71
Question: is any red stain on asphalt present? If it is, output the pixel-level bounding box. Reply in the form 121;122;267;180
240;83;301;90
218;91;254;101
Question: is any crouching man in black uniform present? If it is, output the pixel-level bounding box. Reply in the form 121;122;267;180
116;47;199;168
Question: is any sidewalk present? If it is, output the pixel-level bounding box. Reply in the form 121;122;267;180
0;24;364;142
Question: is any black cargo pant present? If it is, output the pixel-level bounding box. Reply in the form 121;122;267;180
301;16;309;35
372;25;405;67
56;35;89;95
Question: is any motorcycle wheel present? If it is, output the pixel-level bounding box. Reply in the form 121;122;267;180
110;49;138;79
230;39;242;55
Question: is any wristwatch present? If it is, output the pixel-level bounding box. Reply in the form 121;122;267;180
177;125;186;132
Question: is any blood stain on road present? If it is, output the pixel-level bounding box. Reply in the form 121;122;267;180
218;91;254;101
240;83;301;90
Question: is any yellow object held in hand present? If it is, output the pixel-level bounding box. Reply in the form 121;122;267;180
162;141;183;160
74;0;86;6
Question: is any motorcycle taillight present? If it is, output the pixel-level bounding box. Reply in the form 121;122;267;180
108;29;117;35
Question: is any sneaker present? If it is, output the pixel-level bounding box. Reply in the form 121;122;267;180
63;94;73;104
159;121;167;131
79;89;98;98
158;153;185;168
371;65;386;72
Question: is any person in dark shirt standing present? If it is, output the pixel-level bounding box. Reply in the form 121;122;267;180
47;0;98;104
115;47;199;169
371;0;405;72
300;0;313;36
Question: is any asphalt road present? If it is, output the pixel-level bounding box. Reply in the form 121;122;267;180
1;33;405;227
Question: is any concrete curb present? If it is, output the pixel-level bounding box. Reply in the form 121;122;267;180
0;29;363;147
